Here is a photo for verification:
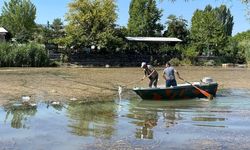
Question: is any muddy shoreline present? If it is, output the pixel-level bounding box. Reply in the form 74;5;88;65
0;67;249;105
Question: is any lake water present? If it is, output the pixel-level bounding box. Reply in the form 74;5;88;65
1;89;250;150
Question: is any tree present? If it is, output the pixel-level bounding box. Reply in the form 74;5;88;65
51;18;64;38
65;0;118;50
106;26;128;53
40;22;54;44
223;37;246;63
33;21;54;45
50;18;66;45
166;0;250;19
215;5;234;36
128;0;163;36
190;7;228;56
203;5;234;36
34;19;65;49
127;0;163;54
0;0;36;43
167;0;249;3
164;15;189;43
144;0;163;36
128;0;147;36
233;30;250;63
233;30;250;41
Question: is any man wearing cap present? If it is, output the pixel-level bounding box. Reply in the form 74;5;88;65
141;62;158;88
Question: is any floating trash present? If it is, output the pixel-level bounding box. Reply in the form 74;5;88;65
29;103;37;107
70;97;78;101
21;96;31;102
51;101;60;105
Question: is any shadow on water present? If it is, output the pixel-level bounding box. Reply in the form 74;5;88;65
1;88;250;149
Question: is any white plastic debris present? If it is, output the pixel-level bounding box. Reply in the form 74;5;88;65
21;96;31;102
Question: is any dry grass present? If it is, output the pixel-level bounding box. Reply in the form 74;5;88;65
0;66;249;105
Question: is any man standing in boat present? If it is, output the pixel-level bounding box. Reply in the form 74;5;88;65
163;62;183;87
141;62;159;88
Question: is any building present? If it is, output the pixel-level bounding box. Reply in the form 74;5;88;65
0;27;8;42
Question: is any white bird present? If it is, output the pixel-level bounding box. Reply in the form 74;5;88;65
21;96;31;102
118;86;122;95
118;86;122;100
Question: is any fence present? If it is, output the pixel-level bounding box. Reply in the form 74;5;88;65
70;53;169;67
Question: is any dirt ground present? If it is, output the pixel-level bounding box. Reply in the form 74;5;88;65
0;66;249;105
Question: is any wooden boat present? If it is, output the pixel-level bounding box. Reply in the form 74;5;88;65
133;82;218;100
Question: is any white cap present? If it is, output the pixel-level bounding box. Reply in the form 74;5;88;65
141;62;146;68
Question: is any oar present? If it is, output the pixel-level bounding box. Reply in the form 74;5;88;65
181;79;213;100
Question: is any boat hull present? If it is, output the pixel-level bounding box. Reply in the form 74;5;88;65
133;83;218;100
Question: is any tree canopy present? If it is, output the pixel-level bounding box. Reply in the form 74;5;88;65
65;0;118;49
190;5;228;56
233;30;250;41
214;5;234;36
164;15;189;43
233;30;250;62
128;0;163;36
0;0;36;43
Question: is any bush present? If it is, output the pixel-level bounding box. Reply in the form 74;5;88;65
239;40;250;64
203;60;216;66
49;60;61;67
222;38;246;64
0;42;14;66
0;42;49;67
169;58;181;66
180;58;192;66
15;45;30;66
183;45;199;64
28;43;49;67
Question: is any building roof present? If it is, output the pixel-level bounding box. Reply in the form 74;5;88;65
126;37;182;42
0;27;8;33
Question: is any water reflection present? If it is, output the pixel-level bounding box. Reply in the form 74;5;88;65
1;101;120;139
128;111;158;139
46;101;64;111
163;109;182;128
128;99;226;139
192;117;226;122
192;116;227;128
66;101;118;138
127;100;185;139
3;104;37;129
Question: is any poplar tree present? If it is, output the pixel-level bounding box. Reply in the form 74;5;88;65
128;0;163;36
215;5;234;36
190;8;227;56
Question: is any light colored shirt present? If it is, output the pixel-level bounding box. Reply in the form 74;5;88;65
163;66;175;80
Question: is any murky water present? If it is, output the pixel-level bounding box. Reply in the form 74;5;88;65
1;89;250;150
